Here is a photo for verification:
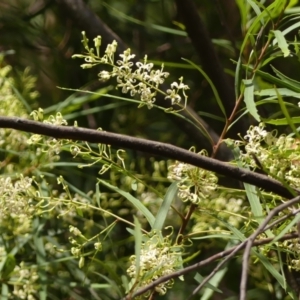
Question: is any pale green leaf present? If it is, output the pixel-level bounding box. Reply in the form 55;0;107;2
276;88;299;136
153;182;177;231
272;214;300;243
272;30;290;57
265;117;300;125
194;273;222;294
201;267;227;300
133;216;142;278
255;88;300;98
243;79;260;121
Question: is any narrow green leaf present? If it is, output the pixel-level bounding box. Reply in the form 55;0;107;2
183;58;227;118
276;21;300;41
272;30;290;57
243;79;260;121
133;216;142;278
234;56;242;98
239;0;284;54
1;284;9;299
201;267;228;300
276;88;299;136
152;182;177;231
1;255;16;279
243;66;300;92
255;88;300;98
265;117;300;125
272;214;300;243
194;273;223;293
230;145;272;236
271;66;300;91
235;0;248;30
254;250;294;298
191;234;239;240
33;218;48;300
7;80;32;113
102;2;187;36
247;0;264;24
98;180;155;227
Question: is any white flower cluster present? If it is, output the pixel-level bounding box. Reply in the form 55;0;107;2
0;176;36;234
73;31;189;109
281;239;300;271
127;234;182;296
168;150;218;204
238;123;300;188
28;109;68;157
12;262;39;300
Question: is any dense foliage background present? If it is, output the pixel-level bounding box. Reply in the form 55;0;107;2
2;0;300;299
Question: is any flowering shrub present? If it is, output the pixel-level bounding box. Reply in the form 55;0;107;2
3;2;300;298
73;32;189;110
127;232;183;297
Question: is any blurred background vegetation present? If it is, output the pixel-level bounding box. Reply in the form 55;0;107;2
2;0;300;299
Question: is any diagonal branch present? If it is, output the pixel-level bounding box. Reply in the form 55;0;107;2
0;116;297;199
240;196;300;300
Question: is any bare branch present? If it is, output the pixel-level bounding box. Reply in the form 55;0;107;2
0;116;298;199
240;196;300;300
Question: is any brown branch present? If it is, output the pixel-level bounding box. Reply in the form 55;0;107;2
240;196;300;300
0;116;298;199
55;0;233;161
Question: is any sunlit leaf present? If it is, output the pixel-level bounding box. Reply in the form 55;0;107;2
272;30;290;57
265;117;300;125
243;79;260;121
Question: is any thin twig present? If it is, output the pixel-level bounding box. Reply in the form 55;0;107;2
177;204;197;244
240;196;300;300
187;241;246;300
